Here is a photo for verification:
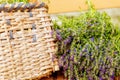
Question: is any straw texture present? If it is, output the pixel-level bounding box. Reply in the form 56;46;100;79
0;2;59;80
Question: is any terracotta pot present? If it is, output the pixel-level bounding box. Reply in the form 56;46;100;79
114;76;120;80
40;71;67;80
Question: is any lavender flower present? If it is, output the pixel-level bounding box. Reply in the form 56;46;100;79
99;66;102;71
63;58;67;64
101;69;105;74
99;77;103;80
74;48;76;53
56;34;62;41
106;57;109;60
110;72;115;80
56;29;60;35
58;59;62;68
79;53;83;57
70;55;74;61
66;50;71;53
74;61;78;65
90;57;94;61
60;53;66;60
67;55;70;60
70;77;76;80
70;63;73;71
83;48;87;52
64;39;69;45
64;36;73;45
96;46;99;50
89;52;92;56
88;77;93;80
114;51;118;54
63;53;66;57
64;64;68;71
90;37;94;42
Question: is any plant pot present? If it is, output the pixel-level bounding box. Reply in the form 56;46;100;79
114;76;120;80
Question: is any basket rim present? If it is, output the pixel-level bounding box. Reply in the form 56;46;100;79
0;2;48;12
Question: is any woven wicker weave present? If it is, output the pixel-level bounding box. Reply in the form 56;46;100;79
0;2;59;80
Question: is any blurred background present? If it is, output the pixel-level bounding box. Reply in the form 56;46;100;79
45;0;120;27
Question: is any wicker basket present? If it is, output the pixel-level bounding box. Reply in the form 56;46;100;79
0;2;59;80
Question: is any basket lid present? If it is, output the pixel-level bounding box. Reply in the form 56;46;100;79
0;2;48;12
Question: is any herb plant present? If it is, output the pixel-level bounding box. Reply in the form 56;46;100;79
53;0;120;80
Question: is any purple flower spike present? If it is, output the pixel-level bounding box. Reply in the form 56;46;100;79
101;68;105;74
106;57;108;60
60;53;66;60
96;46;99;49
114;51;118;54
88;77;93;80
110;72;115;80
63;53;66;57
70;77;74;80
99;77;103;80
90;58;94;61
56;34;62;41
56;29;60;35
66;50;71;53
74;48;76;53
64;64;68;71
64;39;69;45
80;53;82;57
89;52;92;56
70;55;74;61
83;48;87;52
67;55;70;60
70;63;73;71
64;36;73;45
99;66;102;71
58;60;62;68
90;37;94;42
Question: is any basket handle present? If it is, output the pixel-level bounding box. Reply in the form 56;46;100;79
0;2;47;12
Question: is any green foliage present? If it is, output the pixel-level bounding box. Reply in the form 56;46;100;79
53;0;120;80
